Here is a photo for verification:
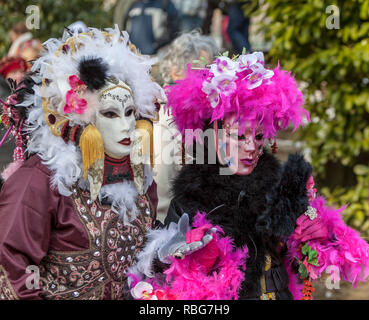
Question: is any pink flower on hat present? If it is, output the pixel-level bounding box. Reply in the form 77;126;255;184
245;63;274;89
210;56;237;77
238;53;257;71
63;75;88;114
202;80;220;108
212;74;237;96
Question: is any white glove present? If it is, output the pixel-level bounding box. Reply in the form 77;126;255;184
158;213;217;263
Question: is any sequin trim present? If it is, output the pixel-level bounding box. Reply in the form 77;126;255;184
0;265;19;300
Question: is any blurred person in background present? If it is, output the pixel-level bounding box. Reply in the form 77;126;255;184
0;76;10;100
0;57;28;84
201;0;233;52
227;0;257;54
114;0;137;30
8;22;42;63
171;0;207;33
202;0;227;35
0;57;28;181
123;0;179;55
159;31;218;84
0;76;11;189
153;31;218;222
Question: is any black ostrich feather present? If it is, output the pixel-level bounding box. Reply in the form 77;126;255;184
78;56;109;91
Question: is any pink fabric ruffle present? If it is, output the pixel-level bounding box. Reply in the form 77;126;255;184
293;211;329;243
287;196;369;287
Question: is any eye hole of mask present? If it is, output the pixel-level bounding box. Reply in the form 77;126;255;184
101;111;119;119
227;132;264;141
255;133;264;141
125;107;134;117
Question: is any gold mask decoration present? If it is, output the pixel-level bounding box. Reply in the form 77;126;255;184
130;119;154;195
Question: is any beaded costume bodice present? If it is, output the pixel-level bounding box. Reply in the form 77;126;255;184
39;188;154;300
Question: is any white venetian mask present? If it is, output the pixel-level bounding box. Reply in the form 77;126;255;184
95;81;136;159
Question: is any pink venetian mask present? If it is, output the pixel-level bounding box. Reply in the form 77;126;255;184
215;114;266;175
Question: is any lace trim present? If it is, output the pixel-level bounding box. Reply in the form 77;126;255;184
0;265;19;300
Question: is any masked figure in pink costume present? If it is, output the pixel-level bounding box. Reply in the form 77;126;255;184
127;52;369;300
0;26;167;299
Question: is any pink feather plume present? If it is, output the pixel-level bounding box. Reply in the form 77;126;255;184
287;196;369;288
165;65;309;145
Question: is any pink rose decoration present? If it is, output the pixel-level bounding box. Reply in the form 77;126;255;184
63;75;88;114
293;213;329;242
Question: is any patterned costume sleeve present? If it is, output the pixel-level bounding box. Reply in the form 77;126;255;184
0;162;55;300
285;176;369;299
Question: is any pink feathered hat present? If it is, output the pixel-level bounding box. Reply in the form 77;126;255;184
165;52;310;145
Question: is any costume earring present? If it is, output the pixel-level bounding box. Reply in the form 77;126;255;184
13;125;26;162
269;138;278;154
224;157;235;167
225;158;231;167
258;146;264;158
272;140;278;154
130;119;153;195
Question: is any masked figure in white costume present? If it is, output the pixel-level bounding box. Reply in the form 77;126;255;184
0;26;164;300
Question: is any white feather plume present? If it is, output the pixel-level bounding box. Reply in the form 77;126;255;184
128;223;178;278
31;25;165;121
98;181;139;225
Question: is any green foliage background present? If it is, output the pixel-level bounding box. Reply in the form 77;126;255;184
244;0;369;238
0;0;114;58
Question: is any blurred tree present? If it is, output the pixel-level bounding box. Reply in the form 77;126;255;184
0;0;114;58
244;0;369;237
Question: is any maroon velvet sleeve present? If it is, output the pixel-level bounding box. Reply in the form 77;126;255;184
0;157;57;299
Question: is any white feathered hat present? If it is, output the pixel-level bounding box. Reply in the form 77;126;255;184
19;25;164;221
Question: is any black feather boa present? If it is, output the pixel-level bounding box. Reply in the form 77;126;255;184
165;150;311;299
